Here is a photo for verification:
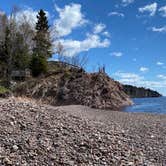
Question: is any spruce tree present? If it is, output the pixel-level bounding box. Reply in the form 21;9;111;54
33;9;52;58
31;9;52;77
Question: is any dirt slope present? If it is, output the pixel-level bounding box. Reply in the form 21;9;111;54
14;69;132;110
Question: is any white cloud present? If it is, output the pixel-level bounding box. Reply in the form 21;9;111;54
110;52;123;57
156;62;164;66
15;8;38;27
114;71;144;84
14;8;49;28
114;71;166;91
54;33;110;57
102;31;111;37
122;0;134;6
93;23;106;34
151;26;166;33
157;75;166;80
53;3;110;57
140;67;149;72
141;80;166;88
159;5;166;17
54;3;87;37
108;12;125;17
139;3;157;16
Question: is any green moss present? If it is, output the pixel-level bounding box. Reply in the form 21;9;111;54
0;86;10;94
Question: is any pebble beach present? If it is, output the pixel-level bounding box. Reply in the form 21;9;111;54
0;98;166;165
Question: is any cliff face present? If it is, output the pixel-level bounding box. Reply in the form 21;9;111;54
123;85;162;98
14;67;132;110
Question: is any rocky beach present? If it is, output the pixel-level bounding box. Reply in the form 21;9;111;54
0;1;166;165
0;98;165;165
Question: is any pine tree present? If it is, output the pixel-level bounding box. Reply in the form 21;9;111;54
31;9;52;77
33;9;52;58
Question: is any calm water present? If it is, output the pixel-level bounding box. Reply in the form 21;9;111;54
124;97;166;114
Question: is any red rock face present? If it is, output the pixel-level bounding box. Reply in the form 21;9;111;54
15;70;132;110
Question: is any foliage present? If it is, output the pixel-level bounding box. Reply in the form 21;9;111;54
33;9;52;59
12;32;31;70
0;86;10;94
30;55;48;77
30;9;53;77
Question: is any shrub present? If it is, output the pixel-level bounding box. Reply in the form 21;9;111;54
0;86;10;94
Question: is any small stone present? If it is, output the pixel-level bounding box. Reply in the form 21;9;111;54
151;135;154;138
3;157;12;165
13;145;19;151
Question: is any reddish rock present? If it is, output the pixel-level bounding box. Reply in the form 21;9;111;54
14;70;132;110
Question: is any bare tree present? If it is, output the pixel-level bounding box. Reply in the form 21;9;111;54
56;42;88;69
56;42;65;62
98;64;106;73
70;53;88;69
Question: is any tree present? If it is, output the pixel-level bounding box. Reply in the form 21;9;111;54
0;14;8;79
33;9;52;58
30;55;47;77
0;7;34;86
3;26;12;87
12;32;30;70
31;9;52;76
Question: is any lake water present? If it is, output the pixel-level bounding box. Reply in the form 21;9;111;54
124;97;166;114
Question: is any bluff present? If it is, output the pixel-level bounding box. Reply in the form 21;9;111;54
14;62;132;110
123;85;162;98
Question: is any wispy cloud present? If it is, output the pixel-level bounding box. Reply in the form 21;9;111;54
110;52;123;57
114;71;166;90
157;74;166;80
151;26;166;33
159;5;166;17
108;12;125;17
114;71;144;84
156;62;164;66
93;23;106;34
102;31;111;38
121;0;134;7
138;3;157;17
140;67;149;72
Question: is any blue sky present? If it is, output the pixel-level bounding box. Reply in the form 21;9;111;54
1;0;166;95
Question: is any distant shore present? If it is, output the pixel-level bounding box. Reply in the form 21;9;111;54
0;98;165;165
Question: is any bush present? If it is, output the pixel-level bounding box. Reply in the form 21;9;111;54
0;86;10;94
30;55;48;77
0;86;11;98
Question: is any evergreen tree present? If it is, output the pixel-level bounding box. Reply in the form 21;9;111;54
30;55;48;77
33;9;52;58
31;9;52;77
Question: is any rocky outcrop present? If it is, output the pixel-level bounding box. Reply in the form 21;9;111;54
14;69;132;110
123;85;162;98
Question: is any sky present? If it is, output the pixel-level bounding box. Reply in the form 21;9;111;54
0;0;166;95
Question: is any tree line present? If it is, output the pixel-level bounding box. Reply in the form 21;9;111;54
0;7;89;88
0;8;52;87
